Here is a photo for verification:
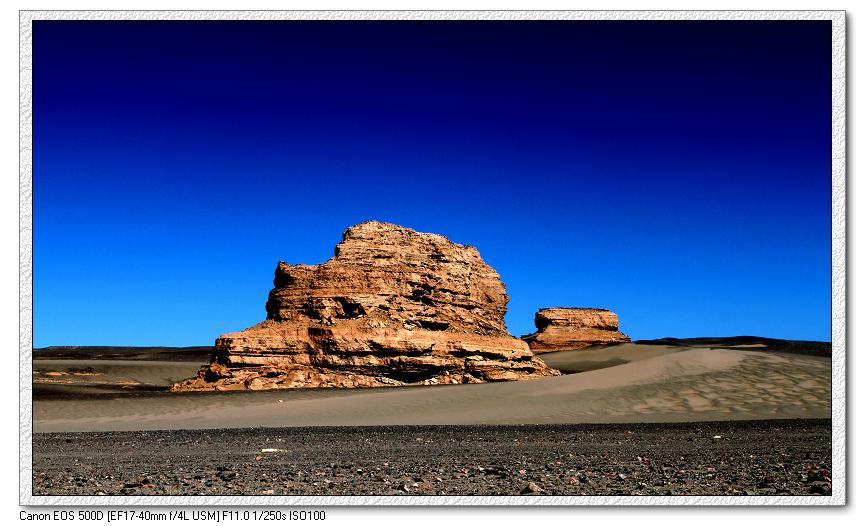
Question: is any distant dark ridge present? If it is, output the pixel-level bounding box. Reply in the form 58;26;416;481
634;336;830;357
33;346;213;362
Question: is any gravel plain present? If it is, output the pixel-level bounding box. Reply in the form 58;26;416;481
33;419;831;497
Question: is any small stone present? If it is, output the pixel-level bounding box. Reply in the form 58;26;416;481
218;470;237;482
810;483;831;496
521;482;544;494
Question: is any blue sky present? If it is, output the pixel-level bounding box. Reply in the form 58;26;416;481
32;20;832;346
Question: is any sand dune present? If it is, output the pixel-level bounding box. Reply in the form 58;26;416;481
537;343;684;373
33;344;831;433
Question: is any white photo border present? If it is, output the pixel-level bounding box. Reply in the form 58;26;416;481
19;9;847;507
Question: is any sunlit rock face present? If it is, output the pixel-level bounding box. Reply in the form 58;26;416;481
172;221;559;391
521;308;630;353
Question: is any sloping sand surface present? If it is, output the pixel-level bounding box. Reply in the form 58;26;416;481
33;345;831;432
537;343;683;373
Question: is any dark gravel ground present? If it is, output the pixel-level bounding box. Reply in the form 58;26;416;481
32;419;831;496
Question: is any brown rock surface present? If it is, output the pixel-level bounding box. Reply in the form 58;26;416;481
172;221;558;391
521;308;630;353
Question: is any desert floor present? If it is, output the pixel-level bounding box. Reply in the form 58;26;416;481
30;342;834;497
33;420;831;496
32;342;831;433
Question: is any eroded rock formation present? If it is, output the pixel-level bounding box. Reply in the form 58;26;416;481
172;221;558;391
521;308;630;353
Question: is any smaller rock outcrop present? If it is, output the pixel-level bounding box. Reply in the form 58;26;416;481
521;308;630;353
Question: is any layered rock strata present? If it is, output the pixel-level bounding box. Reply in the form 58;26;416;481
521;308;630;353
172;221;558;391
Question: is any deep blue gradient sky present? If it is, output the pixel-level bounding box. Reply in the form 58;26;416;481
33;21;832;346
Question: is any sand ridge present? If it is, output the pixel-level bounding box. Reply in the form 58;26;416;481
33;344;831;432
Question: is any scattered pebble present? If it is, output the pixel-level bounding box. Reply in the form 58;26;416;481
33;421;831;497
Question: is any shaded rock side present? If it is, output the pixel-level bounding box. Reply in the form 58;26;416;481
172;221;558;391
521;308;630;353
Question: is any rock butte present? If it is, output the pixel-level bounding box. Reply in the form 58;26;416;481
521;308;631;353
172;221;559;391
